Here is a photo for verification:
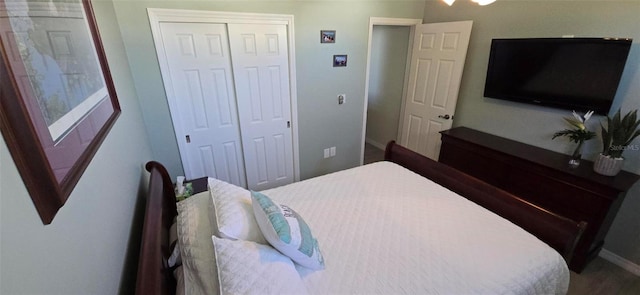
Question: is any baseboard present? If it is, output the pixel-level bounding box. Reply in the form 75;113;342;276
365;138;387;151
599;249;640;276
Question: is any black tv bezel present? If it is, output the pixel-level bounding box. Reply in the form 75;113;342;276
483;37;632;115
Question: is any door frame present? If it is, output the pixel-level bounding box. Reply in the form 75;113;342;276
360;17;422;165
148;8;300;182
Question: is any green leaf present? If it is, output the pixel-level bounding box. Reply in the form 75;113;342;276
600;122;611;155
601;108;640;157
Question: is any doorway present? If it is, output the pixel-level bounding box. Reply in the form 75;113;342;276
361;17;421;164
365;25;411;164
362;19;473;163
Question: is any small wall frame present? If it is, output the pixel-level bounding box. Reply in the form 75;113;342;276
321;30;335;43
333;55;347;67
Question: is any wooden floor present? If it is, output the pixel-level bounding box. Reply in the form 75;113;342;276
363;143;640;294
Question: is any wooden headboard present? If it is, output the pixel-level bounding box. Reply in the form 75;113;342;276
384;141;587;261
135;161;177;295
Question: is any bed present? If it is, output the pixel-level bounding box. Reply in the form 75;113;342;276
136;141;587;295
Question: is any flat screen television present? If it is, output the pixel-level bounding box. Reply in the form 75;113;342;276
484;38;632;114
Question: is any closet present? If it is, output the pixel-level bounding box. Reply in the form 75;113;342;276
150;11;296;191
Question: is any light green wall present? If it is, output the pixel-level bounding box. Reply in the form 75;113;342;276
423;0;640;266
0;0;153;293
111;0;425;180
366;25;410;148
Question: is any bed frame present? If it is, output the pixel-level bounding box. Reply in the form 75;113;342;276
135;142;587;295
384;141;587;260
136;161;177;295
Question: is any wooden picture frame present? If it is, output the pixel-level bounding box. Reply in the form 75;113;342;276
320;30;335;43
0;0;120;224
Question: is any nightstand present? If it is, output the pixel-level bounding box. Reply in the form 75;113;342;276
186;177;208;195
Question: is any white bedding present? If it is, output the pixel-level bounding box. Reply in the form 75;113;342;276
259;161;570;294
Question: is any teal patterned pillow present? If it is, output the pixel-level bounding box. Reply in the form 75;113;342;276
251;191;325;270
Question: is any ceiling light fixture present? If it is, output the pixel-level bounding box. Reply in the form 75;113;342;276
472;0;497;5
443;0;496;6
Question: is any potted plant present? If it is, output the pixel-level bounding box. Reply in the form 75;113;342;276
553;110;596;167
593;109;640;176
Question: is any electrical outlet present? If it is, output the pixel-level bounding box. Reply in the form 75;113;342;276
338;94;346;105
324;148;331;158
330;146;336;157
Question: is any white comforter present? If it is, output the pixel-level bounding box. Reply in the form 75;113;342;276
261;161;570;294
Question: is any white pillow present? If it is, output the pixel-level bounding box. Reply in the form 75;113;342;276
251;191;325;270
212;236;308;295
168;242;181;268
207;177;267;244
176;191;219;295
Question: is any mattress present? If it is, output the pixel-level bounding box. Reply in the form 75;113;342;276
261;161;570;294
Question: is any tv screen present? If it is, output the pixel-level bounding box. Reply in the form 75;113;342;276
484;38;632;114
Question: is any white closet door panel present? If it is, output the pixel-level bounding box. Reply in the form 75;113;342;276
251;137;269;184
228;23;293;191
159;22;246;187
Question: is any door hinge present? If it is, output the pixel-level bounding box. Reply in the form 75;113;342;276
186;135;191;143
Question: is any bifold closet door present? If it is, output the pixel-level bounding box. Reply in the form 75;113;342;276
227;24;294;191
159;22;247;187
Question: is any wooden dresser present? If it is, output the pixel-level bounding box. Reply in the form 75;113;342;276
439;127;639;272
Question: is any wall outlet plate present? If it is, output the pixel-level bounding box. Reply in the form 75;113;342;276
338;94;345;104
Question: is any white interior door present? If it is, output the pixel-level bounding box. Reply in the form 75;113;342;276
158;22;247;187
228;23;294;191
399;21;472;160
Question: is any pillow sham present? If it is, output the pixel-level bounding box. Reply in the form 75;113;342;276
212;236;308;295
207;177;267;244
176;191;219;295
251;191;325;270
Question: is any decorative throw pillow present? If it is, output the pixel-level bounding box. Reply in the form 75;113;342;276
212;236;308;295
251;191;325;270
207;177;267;244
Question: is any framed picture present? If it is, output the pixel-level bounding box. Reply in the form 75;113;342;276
333;55;347;67
321;30;335;43
0;0;120;224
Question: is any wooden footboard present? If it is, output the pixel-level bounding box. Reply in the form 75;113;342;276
384;141;587;261
135;161;177;295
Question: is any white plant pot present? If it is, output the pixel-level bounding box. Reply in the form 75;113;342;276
593;154;624;176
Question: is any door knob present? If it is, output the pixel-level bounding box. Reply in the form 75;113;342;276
438;114;451;120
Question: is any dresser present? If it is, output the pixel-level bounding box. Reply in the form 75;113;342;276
439;127;639;272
